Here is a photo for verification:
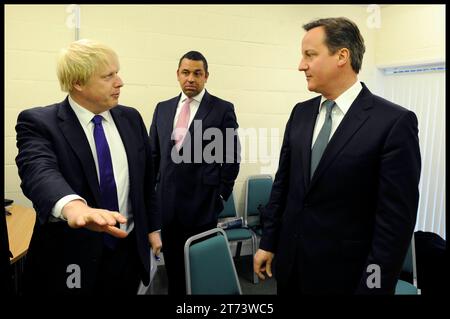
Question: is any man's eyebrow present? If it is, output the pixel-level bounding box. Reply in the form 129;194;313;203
181;68;203;72
101;71;114;77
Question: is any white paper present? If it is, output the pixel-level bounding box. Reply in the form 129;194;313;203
136;250;159;295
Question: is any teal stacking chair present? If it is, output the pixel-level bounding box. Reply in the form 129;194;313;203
218;192;258;284
184;228;242;295
244;175;273;236
395;235;420;295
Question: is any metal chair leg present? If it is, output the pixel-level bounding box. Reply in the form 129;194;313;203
251;233;259;284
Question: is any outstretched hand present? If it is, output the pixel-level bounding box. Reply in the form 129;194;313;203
63;199;128;238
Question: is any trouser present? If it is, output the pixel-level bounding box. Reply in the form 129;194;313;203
162;220;217;295
94;230;142;295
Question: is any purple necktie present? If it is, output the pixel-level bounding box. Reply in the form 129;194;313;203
92;115;119;248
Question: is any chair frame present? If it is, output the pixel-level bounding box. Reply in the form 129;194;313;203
219;192;259;284
395;234;421;295
411;234;420;293
184;227;242;295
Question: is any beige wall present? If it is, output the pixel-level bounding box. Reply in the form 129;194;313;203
6;4;430;216
375;5;445;67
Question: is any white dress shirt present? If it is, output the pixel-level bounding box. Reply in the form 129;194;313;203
171;88;225;200
172;88;206;129
311;81;363;147
51;96;133;233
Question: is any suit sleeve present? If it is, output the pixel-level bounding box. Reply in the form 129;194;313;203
356;110;421;294
149;103;161;185
15;109;76;224
259;109;294;253
218;104;240;201
137;111;160;232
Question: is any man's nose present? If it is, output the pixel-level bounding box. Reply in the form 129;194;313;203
187;74;195;82
298;59;308;72
115;75;124;87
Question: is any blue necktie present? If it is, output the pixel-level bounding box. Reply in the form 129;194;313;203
92;115;119;249
310;100;336;179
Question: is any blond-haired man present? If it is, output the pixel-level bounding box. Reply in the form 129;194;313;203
15;39;161;295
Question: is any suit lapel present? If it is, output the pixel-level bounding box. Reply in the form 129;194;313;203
177;91;213;149
309;84;373;187
167;95;181;147
57;98;102;206
190;90;213;134
110;107;138;193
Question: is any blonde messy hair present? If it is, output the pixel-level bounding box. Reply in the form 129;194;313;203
57;39;118;92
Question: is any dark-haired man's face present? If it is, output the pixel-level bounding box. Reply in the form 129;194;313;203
177;58;209;98
298;26;341;97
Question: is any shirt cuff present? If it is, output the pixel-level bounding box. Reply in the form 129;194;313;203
51;195;87;221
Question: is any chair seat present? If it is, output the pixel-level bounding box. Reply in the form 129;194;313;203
218;191;259;284
395;280;418;295
225;228;254;241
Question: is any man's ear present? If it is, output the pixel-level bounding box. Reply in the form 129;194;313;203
72;81;83;92
337;48;350;67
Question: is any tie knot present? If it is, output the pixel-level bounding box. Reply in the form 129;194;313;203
92;115;103;125
323;100;335;115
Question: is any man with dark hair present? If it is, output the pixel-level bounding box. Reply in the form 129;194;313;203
254;17;421;294
149;50;240;295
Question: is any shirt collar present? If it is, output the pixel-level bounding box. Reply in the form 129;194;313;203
180;88;206;104
319;80;363;115
68;95;113;127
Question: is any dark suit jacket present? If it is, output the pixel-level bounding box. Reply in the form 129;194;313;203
260;83;421;294
15;97;160;294
149;90;240;228
0;208;13;295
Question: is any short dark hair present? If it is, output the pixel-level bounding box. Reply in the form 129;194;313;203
303;17;365;73
178;51;208;74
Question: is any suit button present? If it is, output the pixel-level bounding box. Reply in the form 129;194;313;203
304;202;310;208
293;233;298;239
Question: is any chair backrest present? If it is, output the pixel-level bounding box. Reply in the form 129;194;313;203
184;228;242;295
244;175;273;224
218;192;237;219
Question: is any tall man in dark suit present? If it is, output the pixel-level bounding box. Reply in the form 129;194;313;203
254;17;421;294
15;39;162;295
149;51;240;295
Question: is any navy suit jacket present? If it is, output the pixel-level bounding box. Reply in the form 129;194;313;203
149;90;240;228
260;83;421;294
15;97;160;293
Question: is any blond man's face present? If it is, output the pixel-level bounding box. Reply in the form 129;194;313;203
76;55;123;113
